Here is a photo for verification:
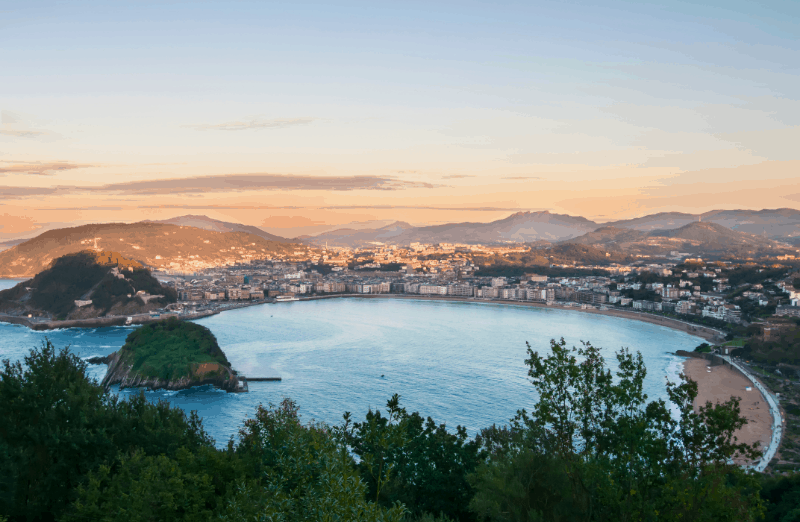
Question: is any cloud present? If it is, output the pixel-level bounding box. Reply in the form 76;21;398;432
0;186;62;198
92;174;433;194
441;174;474;179
0;161;95;176
0;130;46;138
783;193;800;202
35;206;124;211
502;175;541;180
0;174;435;199
188;117;314;131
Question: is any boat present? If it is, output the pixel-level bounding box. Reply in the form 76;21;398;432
275;295;299;302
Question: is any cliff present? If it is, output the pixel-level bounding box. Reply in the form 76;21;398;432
100;318;242;393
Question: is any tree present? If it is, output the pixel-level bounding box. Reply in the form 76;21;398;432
226;399;405;522
0;340;213;521
469;338;764;522
344;394;482;521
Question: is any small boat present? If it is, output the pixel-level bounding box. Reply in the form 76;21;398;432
275;295;299;302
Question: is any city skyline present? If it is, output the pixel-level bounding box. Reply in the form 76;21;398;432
2;0;799;241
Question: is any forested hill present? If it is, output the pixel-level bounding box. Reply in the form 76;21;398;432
0;251;177;320
0;221;308;278
101;318;239;392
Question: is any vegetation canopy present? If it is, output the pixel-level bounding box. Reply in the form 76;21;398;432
1;336;797;521
117;318;231;381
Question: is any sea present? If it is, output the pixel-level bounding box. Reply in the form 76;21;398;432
0;279;701;446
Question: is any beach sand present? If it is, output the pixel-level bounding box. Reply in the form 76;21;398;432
683;358;771;461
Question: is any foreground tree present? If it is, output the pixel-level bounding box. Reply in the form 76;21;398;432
470;339;765;522
225;399;405;522
344;394;482;521
0;340;212;521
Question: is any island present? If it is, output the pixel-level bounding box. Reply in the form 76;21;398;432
100;317;243;392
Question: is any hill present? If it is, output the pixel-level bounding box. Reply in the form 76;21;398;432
564;221;794;259
607;208;800;244
150;214;290;243
0;222;307;278
307;211;599;247
0;251;177;320
100;318;241;392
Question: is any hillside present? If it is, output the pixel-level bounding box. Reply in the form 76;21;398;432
607;208;800;244
151;214;291;243
0;222;307;278
564;221;794;259
100;318;240;392
0;251;177;320
307;211;599;247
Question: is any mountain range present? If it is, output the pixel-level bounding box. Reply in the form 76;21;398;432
303;208;800;248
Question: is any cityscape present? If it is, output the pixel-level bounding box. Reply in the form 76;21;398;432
2;0;800;520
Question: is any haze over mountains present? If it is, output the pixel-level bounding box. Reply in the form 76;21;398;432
0;209;797;277
304;209;800;247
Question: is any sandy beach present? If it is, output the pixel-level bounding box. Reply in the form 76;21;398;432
683;358;771;461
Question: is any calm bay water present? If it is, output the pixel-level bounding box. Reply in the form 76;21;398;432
0;278;702;445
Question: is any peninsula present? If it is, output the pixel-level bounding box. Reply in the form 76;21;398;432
0;250;177;324
100;317;242;392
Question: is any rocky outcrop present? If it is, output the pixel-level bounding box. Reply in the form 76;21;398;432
100;351;242;393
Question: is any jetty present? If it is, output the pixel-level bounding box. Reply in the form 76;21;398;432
235;375;282;393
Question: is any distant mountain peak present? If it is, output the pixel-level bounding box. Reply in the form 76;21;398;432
379;221;414;230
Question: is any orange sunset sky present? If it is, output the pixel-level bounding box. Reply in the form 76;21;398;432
2;1;798;241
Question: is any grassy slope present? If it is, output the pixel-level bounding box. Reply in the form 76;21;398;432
119;318;231;381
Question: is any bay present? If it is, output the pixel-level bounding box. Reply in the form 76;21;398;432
0;278;702;445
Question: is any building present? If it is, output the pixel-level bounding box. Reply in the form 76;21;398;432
775;305;800;318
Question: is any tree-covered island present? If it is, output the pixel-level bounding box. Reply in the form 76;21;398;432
101;318;241;392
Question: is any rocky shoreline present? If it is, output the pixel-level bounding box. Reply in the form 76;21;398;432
99;350;242;393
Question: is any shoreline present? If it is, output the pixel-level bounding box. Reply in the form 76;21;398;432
682;356;774;469
0;293;723;342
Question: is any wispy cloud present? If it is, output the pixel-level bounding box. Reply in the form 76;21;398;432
441;174;474;179
94;174;433;194
188;117;315;131
0;161;95;176
0;129;46;138
0;173;435;199
502;175;541;180
0;186;62;198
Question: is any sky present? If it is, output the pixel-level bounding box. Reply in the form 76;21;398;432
1;0;799;240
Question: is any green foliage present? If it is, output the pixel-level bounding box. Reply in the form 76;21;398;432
0;339;213;521
119;317;231;380
344;394;481;521
727;266;787;287
3;252;107;318
0;252;176;319
738;325;800;365
761;472;800;522
694;342;712;353
0;336;779;522
227;399;405;522
469;338;764;521
66;451;217;522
